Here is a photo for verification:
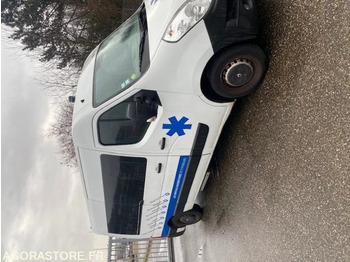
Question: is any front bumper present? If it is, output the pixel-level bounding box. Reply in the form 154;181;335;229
203;0;259;52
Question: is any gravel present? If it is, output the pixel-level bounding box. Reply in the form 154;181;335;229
176;1;350;261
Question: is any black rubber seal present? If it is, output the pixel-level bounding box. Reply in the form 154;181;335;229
168;123;209;237
203;0;259;53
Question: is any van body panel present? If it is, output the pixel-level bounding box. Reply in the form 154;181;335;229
77;147;171;238
184;154;212;211
144;0;186;60
158;155;190;237
72;57;94;118
72;110;95;150
139;21;213;96
86;200;108;234
72;0;264;239
79;148;105;201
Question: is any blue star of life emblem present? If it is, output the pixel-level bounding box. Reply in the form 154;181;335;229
162;116;192;137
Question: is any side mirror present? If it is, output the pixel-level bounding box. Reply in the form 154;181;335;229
127;100;157;122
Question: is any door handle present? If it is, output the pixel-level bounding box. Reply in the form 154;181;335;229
157;163;162;173
160;137;166;150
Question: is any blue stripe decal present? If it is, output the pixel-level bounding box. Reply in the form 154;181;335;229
161;156;190;237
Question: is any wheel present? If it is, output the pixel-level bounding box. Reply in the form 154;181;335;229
206;44;267;100
169;205;203;228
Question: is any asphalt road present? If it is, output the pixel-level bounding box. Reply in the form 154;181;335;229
176;1;350;261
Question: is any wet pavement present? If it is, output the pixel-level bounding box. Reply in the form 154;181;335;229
176;0;350;261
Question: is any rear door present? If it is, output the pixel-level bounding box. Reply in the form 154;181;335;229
79;147;168;237
100;153;168;237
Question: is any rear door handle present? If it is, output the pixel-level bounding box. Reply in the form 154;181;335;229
157;163;162;173
160;137;166;150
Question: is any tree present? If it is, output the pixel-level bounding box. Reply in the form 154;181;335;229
1;0;124;68
46;101;77;167
2;0;142;167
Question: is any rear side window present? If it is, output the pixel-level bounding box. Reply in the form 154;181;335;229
101;154;147;235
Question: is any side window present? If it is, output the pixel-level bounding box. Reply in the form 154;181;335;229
98;91;160;146
101;154;147;235
98;102;150;145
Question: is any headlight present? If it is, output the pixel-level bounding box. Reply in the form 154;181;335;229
163;0;212;42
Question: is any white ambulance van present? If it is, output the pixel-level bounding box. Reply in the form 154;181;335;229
72;0;267;239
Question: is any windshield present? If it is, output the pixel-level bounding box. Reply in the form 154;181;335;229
93;5;147;107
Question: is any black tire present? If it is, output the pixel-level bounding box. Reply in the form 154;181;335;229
169;205;203;228
206;44;267;100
